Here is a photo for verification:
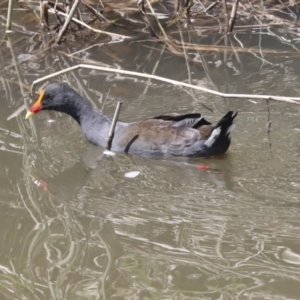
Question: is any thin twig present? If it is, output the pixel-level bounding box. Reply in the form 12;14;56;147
222;0;229;33
40;1;49;27
145;0;169;41
6;0;13;32
56;0;81;44
106;102;122;151
30;64;300;104
205;1;219;13
228;0;240;33
48;8;130;39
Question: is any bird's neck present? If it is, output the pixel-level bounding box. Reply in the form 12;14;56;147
57;95;110;126
53;92;121;147
77;103;113;147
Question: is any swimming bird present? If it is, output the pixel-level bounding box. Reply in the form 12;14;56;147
25;83;237;157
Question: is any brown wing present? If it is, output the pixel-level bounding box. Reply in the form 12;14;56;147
198;125;215;140
119;119;201;155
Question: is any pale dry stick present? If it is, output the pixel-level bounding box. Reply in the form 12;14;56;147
30;64;300;104
106;101;122;151
48;8;131;39
59;54;98;107
171;21;297;32
6;0;13;32
205;1;219;13
56;0;80;44
176;41;300;55
145;0;169;41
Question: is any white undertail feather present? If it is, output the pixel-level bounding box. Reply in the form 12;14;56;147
204;127;221;147
226;124;236;135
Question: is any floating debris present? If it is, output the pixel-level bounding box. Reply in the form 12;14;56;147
125;171;140;178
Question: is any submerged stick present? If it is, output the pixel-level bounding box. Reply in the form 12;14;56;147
105;102;122;151
56;0;80;44
6;0;13;32
228;0;239;33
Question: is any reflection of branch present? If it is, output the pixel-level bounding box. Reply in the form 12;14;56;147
31;64;300;104
99;233;111;300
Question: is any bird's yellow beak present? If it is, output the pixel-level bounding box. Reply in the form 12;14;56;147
25;90;45;119
25;111;35;119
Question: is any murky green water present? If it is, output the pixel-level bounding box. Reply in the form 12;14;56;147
1;3;300;299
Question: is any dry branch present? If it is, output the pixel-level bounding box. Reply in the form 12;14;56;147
5;0;13;32
30;64;300;104
48;8;131;39
56;0;81;44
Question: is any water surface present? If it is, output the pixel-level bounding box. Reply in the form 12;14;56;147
1;3;300;299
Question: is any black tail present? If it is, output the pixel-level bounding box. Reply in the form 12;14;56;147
216;111;238;135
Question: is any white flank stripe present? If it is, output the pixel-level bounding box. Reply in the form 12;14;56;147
205;127;221;147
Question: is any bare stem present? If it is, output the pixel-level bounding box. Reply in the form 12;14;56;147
48;8;130;39
106;102;122;151
228;0;239;33
56;0;81;44
30;64;300;104
6;0;13;32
